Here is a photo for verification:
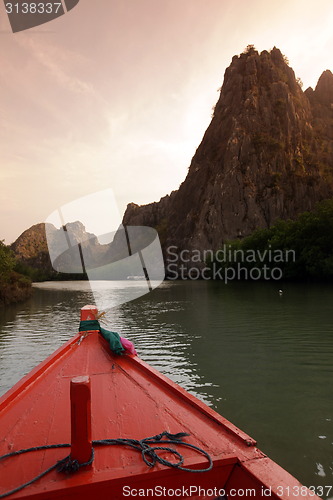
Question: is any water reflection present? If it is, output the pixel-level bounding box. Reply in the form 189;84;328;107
113;289;218;406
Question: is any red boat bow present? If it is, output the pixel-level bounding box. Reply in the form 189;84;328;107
0;306;319;499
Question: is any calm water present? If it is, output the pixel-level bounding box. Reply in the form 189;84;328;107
0;280;333;494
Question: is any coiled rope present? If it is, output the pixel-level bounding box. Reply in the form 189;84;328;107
0;431;212;498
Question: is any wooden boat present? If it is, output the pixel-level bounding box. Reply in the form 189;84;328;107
0;305;319;499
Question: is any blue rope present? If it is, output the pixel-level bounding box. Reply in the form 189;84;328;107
0;432;212;498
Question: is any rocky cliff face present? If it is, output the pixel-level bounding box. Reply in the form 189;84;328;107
123;47;333;264
11;223;54;275
11;221;109;278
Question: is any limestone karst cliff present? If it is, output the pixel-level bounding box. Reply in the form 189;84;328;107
10;221;108;279
123;47;333;262
10;223;55;276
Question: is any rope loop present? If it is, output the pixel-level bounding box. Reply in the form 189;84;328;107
141;446;184;468
0;432;212;499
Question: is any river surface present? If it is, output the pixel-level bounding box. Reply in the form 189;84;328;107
0;280;332;495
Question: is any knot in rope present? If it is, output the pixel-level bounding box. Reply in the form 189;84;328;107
57;448;95;474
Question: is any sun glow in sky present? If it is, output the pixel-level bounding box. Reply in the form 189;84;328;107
1;0;333;243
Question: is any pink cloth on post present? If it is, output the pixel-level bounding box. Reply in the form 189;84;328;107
120;337;137;356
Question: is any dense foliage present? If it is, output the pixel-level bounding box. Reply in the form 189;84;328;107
14;259;88;282
0;241;32;305
209;199;333;281
0;240;16;276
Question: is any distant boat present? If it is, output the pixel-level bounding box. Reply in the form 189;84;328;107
0;306;319;499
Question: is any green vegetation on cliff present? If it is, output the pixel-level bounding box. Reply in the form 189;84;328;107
209;199;333;281
0;241;32;305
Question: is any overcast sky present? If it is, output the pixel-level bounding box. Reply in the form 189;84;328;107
1;0;333;243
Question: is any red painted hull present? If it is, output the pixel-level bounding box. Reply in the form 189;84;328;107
0;325;318;499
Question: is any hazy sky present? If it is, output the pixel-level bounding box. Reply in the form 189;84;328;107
1;0;333;243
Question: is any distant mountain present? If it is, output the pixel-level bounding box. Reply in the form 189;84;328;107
10;223;55;278
10;220;163;282
10;221;109;280
123;46;333;265
11;222;164;282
